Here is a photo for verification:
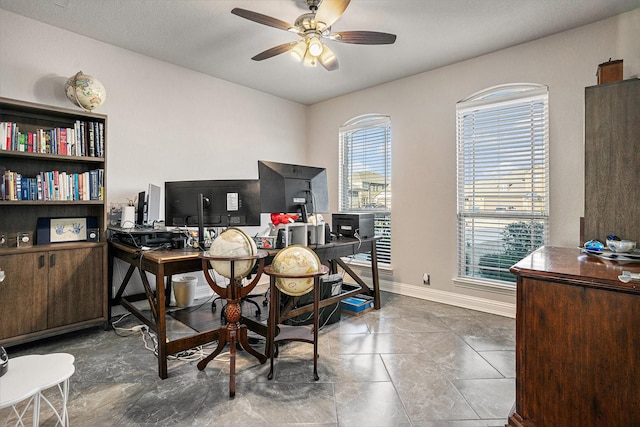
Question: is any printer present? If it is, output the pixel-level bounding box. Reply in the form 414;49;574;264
332;213;375;239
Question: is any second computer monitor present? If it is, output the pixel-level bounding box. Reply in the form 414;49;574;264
258;160;329;222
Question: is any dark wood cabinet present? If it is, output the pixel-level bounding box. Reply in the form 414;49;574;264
47;246;105;329
508;246;640;427
0;251;48;338
0;97;108;345
0;245;105;342
584;78;640;243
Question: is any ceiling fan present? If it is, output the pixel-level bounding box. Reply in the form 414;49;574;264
231;0;397;71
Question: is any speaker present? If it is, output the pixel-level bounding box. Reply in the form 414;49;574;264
87;228;100;242
16;231;32;248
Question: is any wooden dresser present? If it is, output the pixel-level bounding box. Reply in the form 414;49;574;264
508;246;640;427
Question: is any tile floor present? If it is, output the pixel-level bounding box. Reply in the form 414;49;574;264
1;290;515;427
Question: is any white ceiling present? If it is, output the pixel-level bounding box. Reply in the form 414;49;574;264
1;0;638;105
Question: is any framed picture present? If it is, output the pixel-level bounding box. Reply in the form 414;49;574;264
37;216;98;245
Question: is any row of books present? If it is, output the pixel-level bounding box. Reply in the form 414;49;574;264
0;120;105;157
1;169;104;202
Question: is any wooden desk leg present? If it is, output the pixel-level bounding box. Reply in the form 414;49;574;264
156;264;168;379
313;276;320;381
114;265;136;302
165;276;172;308
370;243;381;310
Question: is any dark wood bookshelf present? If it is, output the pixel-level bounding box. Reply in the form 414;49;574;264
0;96;109;346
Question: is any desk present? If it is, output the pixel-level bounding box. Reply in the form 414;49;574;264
0;353;75;427
108;236;381;379
108;242;218;379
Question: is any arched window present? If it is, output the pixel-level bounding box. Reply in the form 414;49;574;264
456;84;549;286
339;114;392;265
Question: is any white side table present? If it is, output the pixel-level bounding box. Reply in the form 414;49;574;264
0;353;75;427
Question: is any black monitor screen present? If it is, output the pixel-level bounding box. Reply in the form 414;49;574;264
136;191;145;226
164;179;261;227
258;160;329;221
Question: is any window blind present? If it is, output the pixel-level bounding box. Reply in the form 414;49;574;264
339;115;392;265
456;85;549;284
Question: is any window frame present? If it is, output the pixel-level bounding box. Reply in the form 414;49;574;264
455;84;549;290
338;114;392;266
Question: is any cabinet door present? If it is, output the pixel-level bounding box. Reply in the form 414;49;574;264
0;252;48;340
47;246;104;328
584;79;640;242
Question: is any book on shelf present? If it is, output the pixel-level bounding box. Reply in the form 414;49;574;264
1;168;104;201
0;120;104;157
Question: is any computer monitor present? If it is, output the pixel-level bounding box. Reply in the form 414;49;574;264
134;184;162;227
136;191;146;226
147;183;161;225
164;179;261;228
258;160;329;223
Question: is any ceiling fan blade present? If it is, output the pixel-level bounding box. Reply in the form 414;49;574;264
231;8;297;32
314;0;351;30
251;42;298;61
332;31;397;45
318;44;339;71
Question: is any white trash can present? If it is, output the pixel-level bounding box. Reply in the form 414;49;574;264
173;276;197;308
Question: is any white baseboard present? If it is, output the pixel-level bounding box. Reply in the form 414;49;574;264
380;281;516;318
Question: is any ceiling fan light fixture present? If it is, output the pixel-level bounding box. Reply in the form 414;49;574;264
303;50;318;67
308;36;323;57
319;46;336;65
290;40;307;61
232;0;396;71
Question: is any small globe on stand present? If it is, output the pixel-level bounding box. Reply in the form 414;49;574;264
65;71;106;111
206;228;257;279
271;245;322;296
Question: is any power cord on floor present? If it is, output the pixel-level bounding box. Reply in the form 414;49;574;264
110;313;146;337
139;325;235;363
112;292;241;362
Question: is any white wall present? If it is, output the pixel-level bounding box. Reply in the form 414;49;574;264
307;9;640;313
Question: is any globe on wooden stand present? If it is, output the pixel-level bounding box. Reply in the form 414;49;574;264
264;245;328;381
198;228;267;398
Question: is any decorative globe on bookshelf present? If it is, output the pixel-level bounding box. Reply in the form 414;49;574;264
271;245;322;296
206;228;258;279
65;71;106;111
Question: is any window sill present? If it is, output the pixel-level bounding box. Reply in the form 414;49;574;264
453;277;516;296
